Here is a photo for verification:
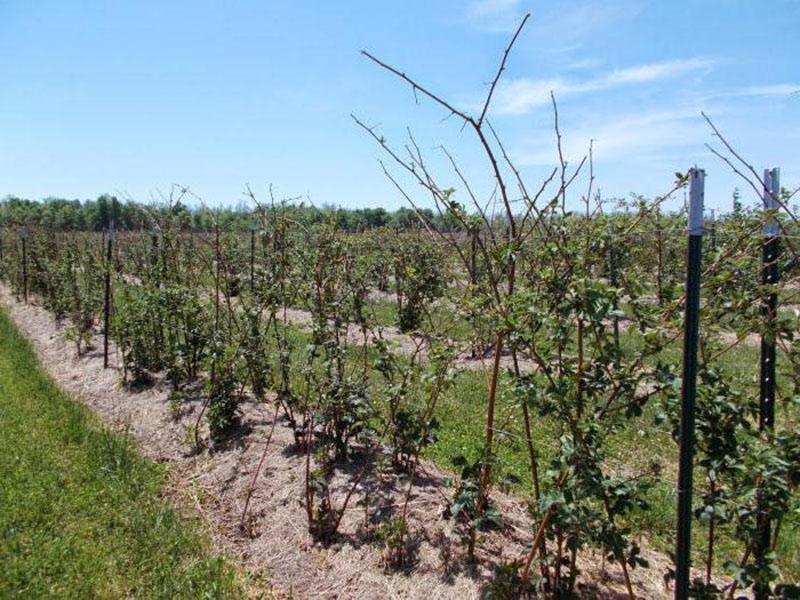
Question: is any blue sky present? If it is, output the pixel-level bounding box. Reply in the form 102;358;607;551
1;0;798;213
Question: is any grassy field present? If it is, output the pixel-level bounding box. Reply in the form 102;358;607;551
0;308;248;599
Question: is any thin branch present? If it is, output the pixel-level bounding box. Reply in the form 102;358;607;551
477;12;531;126
361;50;472;123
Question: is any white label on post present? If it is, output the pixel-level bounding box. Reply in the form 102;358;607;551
688;168;705;236
763;168;780;237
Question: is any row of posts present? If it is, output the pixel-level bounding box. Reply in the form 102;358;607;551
675;167;781;600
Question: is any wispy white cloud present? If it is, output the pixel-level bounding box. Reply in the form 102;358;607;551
515;108;703;167
466;0;525;32
602;59;713;85
734;84;800;97
562;57;605;72
469;0;520;19
465;0;642;42
525;1;644;56
494;58;715;114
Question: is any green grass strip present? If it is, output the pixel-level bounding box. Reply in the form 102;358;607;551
0;307;247;599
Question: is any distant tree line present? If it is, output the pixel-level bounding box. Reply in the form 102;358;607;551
0;194;462;232
8;192;767;234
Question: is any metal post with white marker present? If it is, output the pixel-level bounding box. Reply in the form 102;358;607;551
755;168;780;600
675;168;705;600
759;168;780;432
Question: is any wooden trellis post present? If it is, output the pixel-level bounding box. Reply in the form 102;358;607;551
103;221;115;369
470;225;478;358
608;223;621;362
150;223;159;280
709;209;717;252
20;227;28;304
250;224;256;295
657;205;665;306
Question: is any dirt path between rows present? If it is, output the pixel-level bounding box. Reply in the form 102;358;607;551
1;285;697;599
